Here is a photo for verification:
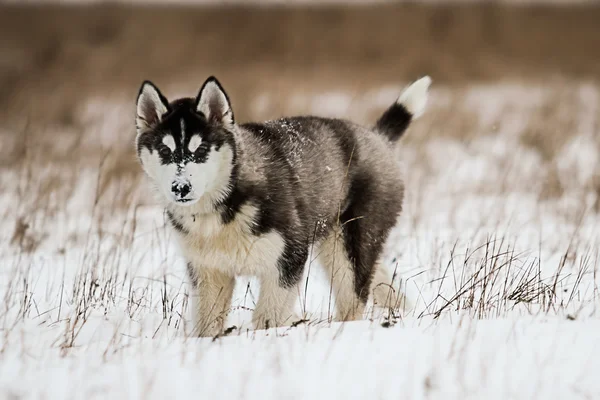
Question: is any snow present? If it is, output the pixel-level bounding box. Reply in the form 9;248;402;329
1;81;599;399
2;318;599;399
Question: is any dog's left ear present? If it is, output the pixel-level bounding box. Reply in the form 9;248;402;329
196;76;234;126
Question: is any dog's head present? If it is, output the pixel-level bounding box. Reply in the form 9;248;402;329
135;77;236;207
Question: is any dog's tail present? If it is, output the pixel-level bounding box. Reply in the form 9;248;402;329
375;76;431;142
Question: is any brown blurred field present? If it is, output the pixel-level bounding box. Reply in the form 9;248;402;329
2;3;599;122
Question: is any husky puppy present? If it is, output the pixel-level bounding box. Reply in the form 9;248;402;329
135;75;430;337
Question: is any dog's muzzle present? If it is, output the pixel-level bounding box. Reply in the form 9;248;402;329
171;180;191;201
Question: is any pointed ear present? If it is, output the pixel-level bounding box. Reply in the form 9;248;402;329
136;81;169;132
195;76;234;126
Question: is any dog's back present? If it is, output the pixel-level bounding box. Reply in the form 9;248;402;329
237;115;405;244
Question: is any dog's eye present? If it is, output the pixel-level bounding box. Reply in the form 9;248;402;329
195;144;207;156
159;146;171;158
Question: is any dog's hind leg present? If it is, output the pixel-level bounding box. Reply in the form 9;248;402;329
370;262;411;314
318;227;367;321
320;171;404;321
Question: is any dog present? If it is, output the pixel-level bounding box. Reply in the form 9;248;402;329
135;75;430;337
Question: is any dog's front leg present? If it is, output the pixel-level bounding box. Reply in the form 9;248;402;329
252;245;306;331
187;263;235;337
253;276;301;331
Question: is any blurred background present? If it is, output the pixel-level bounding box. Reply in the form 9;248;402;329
2;4;600;395
1;0;599;249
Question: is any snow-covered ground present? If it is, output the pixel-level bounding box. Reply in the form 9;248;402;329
1;82;599;399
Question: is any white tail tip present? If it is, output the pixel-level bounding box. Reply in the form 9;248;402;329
397;76;431;119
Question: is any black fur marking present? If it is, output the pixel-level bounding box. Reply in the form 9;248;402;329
341;170;403;302
136;97;235;166
166;210;188;235
187;262;199;287
219;185;248;225
237;123;302;238
322;118;359;166
214;161;245;225
375;103;412;142
277;241;309;288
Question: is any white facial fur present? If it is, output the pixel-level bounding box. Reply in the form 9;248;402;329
188;135;203;153
162;135;176;151
139;147;178;202
139;142;234;207
183;144;234;205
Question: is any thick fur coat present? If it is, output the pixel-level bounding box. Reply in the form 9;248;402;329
135;76;431;336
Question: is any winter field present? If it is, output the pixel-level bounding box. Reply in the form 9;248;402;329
1;3;600;400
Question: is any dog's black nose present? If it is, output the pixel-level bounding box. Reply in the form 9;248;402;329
172;182;191;198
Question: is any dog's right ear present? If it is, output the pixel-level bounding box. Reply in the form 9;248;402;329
136;81;169;132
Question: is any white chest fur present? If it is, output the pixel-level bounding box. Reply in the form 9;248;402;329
170;204;285;276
